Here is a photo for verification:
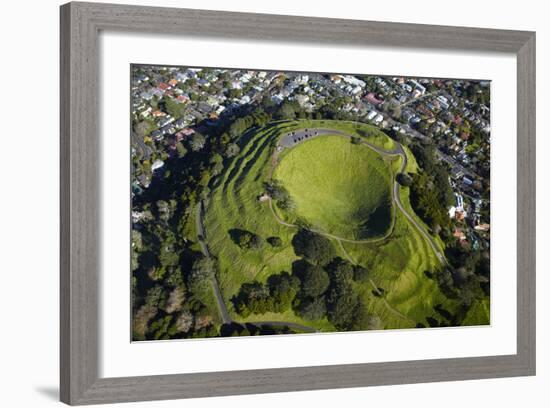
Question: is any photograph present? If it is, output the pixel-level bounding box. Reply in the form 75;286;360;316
0;0;543;406
130;65;491;341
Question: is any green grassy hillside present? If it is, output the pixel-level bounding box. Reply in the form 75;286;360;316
203;120;464;330
273;135;393;240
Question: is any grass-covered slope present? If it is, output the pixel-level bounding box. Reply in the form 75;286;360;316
203;120;461;330
273;135;393;240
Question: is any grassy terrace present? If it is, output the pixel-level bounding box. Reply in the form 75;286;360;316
203;120;462;330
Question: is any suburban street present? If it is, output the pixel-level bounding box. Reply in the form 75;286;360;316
131;130;152;160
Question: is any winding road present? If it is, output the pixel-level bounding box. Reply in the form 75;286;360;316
131;131;152;160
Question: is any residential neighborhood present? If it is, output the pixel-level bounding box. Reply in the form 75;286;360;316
131;65;490;255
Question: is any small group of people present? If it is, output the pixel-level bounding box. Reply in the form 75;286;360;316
289;128;319;144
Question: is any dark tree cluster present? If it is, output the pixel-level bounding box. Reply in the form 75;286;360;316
290;232;372;330
131;147;228;341
408;142;453;234
232;229;374;331
131;251;219;341
264;181;294;211
436;244;490;308
266;236;283;248
220;322;298;337
233;272;301;317
229;228;264;251
396;172;413;187
292;255;371;330
291;229;336;266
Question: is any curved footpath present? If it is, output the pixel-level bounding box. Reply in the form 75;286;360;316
273;128;447;265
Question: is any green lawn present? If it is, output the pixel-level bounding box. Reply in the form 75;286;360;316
203;120;464;330
273;135;393;240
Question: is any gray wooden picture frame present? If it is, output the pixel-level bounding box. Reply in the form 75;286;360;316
60;1;536;405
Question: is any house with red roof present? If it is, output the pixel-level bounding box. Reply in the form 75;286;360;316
157;82;170;91
365;92;384;106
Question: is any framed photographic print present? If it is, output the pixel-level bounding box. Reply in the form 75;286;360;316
60;2;536;405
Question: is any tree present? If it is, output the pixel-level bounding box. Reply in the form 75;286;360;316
326;280;359;330
267;236;283;248
227;88;242;99
165;267;184;288
353;265;370;283
132;303;157;341
132;285;166;340
233;281;271;317
390;103;402;119
327;257;354;283
131;230;142;272
163;97;186;119
175;141;187;158
229;229;264;251
210;153;224;176
189;132;206;151
145;285;167;310
264;181;293;211
134;120;152;138
228;116;251;138
291;229;335;266
249;234;264;250
234;272;300;317
268;272;300;312
164;286;186;314
148;266;167;282
297;296;327;321
224;143;240;158
260;95;276;110
409;168;452;233
148;315;173;340
175;310;194;333
187;257;216;299
396;172;413;187
349;301;371;331
157;231;179;276
300;263;330;298
276;101;298;120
